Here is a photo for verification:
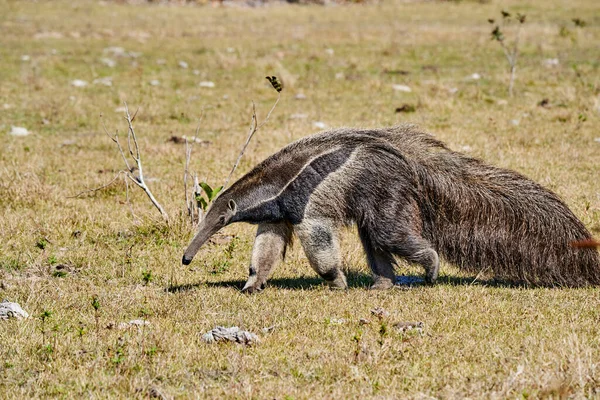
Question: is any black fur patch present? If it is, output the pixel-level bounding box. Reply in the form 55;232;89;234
320;269;339;282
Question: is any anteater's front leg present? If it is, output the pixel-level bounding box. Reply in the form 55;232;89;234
242;221;292;294
296;218;348;290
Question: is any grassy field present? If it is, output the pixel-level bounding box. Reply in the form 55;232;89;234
1;0;600;398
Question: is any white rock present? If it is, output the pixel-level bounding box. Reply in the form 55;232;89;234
103;46;126;57
3;104;13;109
594;138;600;143
290;113;308;119
0;300;29;320
21;55;30;61
226;47;235;53
295;93;307;100
543;58;559;67
115;106;127;113
71;79;88;87
93;77;113;87
313;121;327;129
510;119;520;126
448;87;459;94
149;79;160;86
392;84;412;92
202;326;259;345
9;126;30;136
467;73;481;80
193;69;200;75
335;72;344;80
100;57;116;68
329;318;346;325
118;319;150;329
178;61;189;69
460;145;473;152
325;48;335;56
199;81;215;88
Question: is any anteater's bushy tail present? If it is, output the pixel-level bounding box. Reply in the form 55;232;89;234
386;126;600;287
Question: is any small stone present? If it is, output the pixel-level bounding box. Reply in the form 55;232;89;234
9;126;30;137
393;321;424;335
199;81;215;88
178;60;189;69
594;138;600;143
392;84;412;92
329;318;346;325
226;47;235;53
448;87;459;94
100;58;116;68
543;58;559;67
359;318;371;325
335;72;345;80
325;48;335;56
467;73;481;80
149;79;160;86
192;69;200;75
460;145;473;152
156;59;166;65
290;113;308;119
93;77;113;87
497;99;508;106
202;326;259;345
313;121;327;129
21;55;30;61
510;119;520;126
118;319;150;329
295;93;307;100
0;300;29;320
71;79;88;87
370;307;390;319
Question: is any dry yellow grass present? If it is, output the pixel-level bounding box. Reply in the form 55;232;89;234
1;0;600;398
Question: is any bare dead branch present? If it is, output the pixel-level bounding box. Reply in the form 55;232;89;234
76;105;169;221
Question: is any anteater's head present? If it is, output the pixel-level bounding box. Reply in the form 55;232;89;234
182;196;237;265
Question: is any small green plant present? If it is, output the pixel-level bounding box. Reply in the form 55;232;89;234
47;254;58;265
141;269;153;285
196;182;223;212
488;10;526;97
39;310;53;347
36;237;49;250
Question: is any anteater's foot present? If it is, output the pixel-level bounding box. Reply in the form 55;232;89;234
241;282;265;294
326;273;348;290
370;276;395;290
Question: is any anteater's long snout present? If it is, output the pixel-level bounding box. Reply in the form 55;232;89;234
181;219;218;265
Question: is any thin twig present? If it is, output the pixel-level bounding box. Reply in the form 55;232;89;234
223;94;281;189
184;112;204;226
67;172;124;198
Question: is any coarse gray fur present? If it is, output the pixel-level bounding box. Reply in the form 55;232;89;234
182;125;600;291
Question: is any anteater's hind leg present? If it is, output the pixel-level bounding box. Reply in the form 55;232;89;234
359;230;397;290
296;219;348;289
242;221;292;294
395;236;440;284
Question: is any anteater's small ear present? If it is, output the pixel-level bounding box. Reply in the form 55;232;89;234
227;199;237;214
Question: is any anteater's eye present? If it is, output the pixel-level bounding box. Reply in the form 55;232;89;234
219;215;226;225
